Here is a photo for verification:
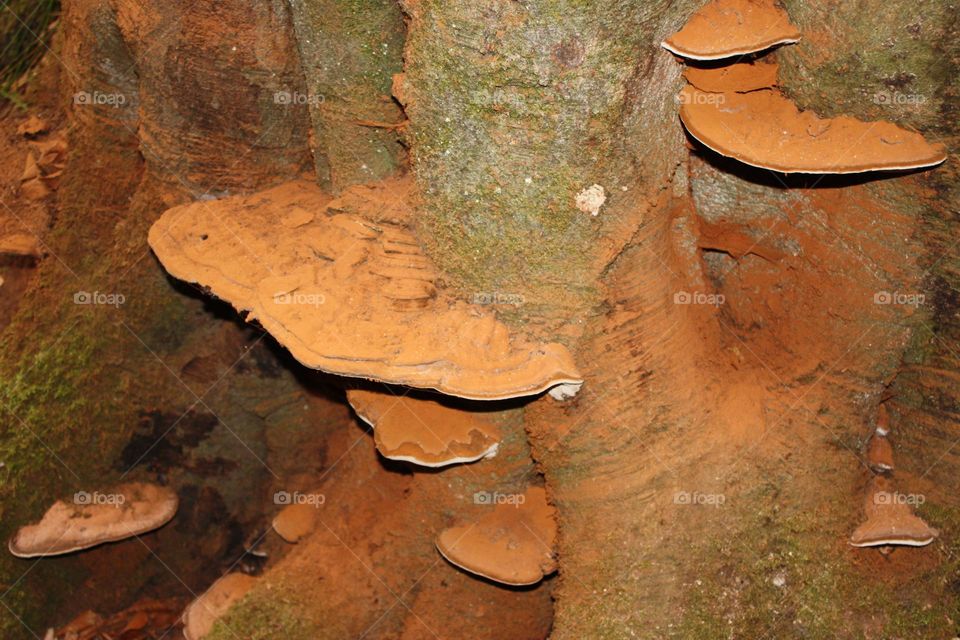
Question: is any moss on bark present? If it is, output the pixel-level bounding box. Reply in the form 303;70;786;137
288;0;406;193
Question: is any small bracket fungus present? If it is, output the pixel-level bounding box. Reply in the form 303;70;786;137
148;178;583;400
682;60;779;94
678;86;948;174
866;433;894;473
8;483;178;558
182;573;257;640
272;500;320;543
347;388;501;468
575;184;606;217
0;233;43;260
662;0;801;61
436;486;557;586
850;478;937;548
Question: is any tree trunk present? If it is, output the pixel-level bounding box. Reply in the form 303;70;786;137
0;0;957;638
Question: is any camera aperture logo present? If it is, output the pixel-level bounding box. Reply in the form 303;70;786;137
73;91;127;107
273;291;325;307
874;291;924;307
472;292;525;306
674;491;725;508
473;491;526;507
274;490;325;507
673;291;725;307
74;491;125;508
74;291;126;307
274;90;325;106
873;491;924;506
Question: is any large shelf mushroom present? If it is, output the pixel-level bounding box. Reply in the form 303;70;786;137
661;0;801;61
346;388;501;467
664;0;947;174
8;483;178;558
436;486;558;586
148;178;582;402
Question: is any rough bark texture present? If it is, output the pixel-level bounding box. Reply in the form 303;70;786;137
289;0;406;193
398;0;699;317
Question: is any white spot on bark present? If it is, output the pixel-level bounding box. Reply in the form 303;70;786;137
575;184;606;216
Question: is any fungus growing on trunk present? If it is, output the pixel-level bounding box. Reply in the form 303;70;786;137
272;501;320;544
148;178;582;401
682;60;779;93
866;434;894;473
346;388;501;467
8;483;178;558
850;478;937;548
0;233;42;260
436;486;557;586
678;86;948;173
182;573;257;640
661;0;801;61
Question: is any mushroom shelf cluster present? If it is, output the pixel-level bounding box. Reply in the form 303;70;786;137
850;405;937;548
146;176;564;588
664;0;944;552
663;0;947;174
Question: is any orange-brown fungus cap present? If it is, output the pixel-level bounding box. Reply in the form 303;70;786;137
347;388;501;467
662;0;801;60
9;483;178;558
850;478;937;547
866;434;894;473
679;86;948;173
683;60;779;93
436;486;557;586
182;573;256;640
148;177;582;400
272;500;320;543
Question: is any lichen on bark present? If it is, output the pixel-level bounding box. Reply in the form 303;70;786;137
288;0;406;193
399;0;698;316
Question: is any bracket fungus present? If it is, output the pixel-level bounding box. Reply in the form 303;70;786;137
347;388;501;467
272;500;320;543
850;478;937;548
682;60;779;94
436;486;557;586
8;483;178;558
148;178;582;401
866;433;894;473
182;573;257;640
678;86;948;174
661;0;801;61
